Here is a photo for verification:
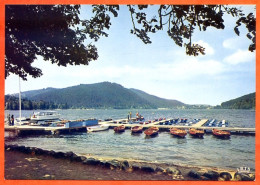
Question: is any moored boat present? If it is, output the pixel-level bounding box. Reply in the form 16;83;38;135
114;125;126;132
64;119;98;128
189;128;205;138
31;111;60;121
212;128;231;138
131;125;143;133
144;126;159;136
170;127;187;138
14;117;31;125
87;124;109;132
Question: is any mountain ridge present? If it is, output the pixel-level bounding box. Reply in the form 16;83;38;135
5;82;255;110
7;82;184;109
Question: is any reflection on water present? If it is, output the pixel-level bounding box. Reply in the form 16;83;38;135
6;129;255;171
175;138;187;144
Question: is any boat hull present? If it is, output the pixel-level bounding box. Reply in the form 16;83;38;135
212;129;231;138
87;124;109;132
144;127;159;136
114;125;126;132
189;128;205;138
170;128;187;138
131;126;143;133
65;119;98;128
31;111;60;121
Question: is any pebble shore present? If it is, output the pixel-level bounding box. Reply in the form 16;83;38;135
4;144;255;181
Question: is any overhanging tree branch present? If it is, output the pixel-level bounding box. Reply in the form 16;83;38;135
5;5;255;80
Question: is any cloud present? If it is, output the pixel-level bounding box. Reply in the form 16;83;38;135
223;37;245;50
223;35;253;51
195;40;215;55
155;58;224;80
223;49;255;65
54;56;225;85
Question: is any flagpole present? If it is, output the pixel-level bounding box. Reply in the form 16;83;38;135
19;77;22;125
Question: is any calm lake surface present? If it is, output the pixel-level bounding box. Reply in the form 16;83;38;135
5;109;255;170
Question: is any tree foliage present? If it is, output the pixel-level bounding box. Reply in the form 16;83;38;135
4;95;69;110
5;5;255;80
128;5;255;56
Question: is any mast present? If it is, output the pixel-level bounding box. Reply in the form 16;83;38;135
19;77;22;124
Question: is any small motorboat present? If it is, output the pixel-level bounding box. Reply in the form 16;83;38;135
212;128;231;138
114;125;126;132
131;126;143;133
87;124;109;132
189;128;205;138
144;126;159;136
170;127;187;138
31;111;60;121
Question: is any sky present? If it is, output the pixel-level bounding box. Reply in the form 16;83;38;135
4;5;256;106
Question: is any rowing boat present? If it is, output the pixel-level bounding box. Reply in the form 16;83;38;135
87;124;109;132
189;128;205;138
170;127;187;138
212;128;231;138
131;126;143;133
144;126;159;136
114;125;126;132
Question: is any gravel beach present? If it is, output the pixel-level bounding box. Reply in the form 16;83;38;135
5;146;252;181
5;150;178;180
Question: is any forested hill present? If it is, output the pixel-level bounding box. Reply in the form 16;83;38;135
5;82;185;110
130;88;184;108
219;92;255;109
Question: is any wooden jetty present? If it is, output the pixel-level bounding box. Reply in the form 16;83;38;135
192;119;209;127
4;118;255;136
4;118;128;136
103;118;255;136
5;125;86;135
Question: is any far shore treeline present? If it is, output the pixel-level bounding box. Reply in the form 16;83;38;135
4;82;255;110
5;95;68;110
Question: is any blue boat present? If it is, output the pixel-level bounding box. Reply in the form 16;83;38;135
65;119;98;128
208;119;216;127
174;119;179;124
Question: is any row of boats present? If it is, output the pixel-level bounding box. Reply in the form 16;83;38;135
139;118;229;128
89;124;231;139
9;111;231;139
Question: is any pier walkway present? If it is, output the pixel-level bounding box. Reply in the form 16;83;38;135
192;119;208;127
5;118;255;136
101;118;255;135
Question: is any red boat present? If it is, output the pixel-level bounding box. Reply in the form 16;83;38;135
212;129;231;138
189;128;205;138
114;125;125;132
144;126;159;136
131;126;143;133
170;128;187;138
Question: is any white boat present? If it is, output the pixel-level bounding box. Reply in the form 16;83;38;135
31;111;60;121
87;124;109;132
14;117;31;125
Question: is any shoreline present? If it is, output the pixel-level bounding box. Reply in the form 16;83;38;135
4;144;255;181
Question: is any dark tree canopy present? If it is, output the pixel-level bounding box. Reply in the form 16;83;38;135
128;5;255;56
5;5;255;80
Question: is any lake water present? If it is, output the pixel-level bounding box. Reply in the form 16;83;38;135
4;109;255;171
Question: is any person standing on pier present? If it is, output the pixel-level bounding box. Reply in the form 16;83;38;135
8;114;11;125
11;115;14;126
